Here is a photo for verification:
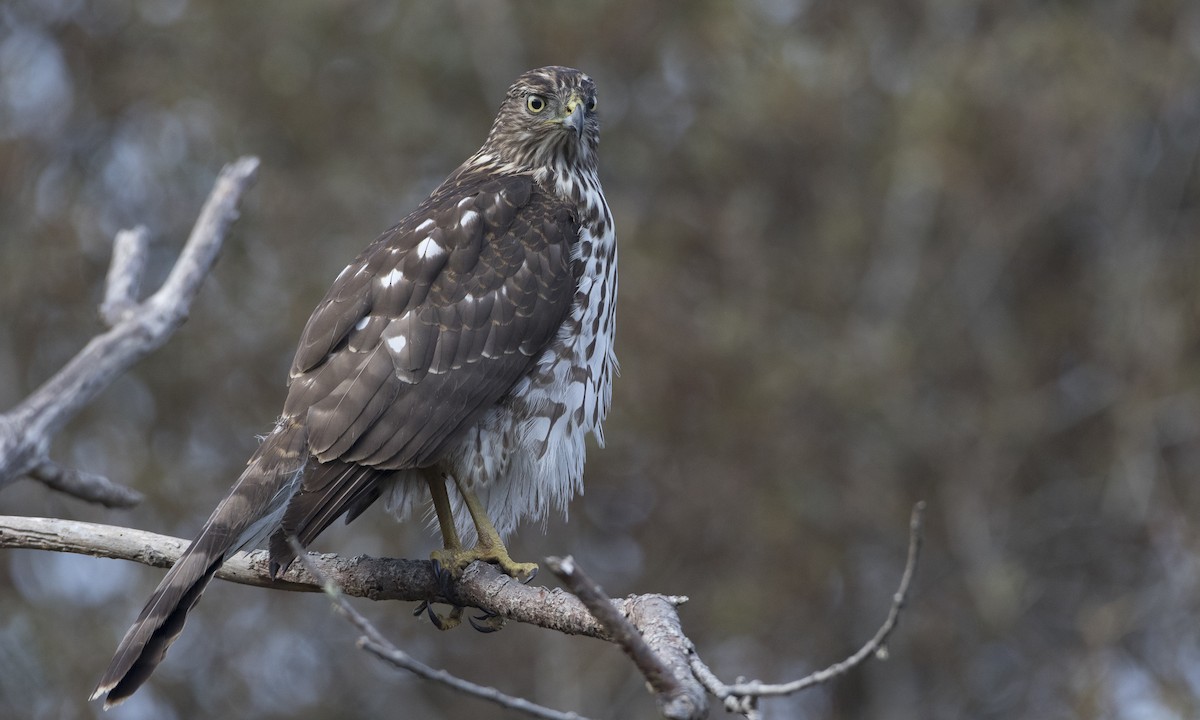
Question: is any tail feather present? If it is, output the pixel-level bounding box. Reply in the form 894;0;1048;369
91;419;307;708
90;538;225;707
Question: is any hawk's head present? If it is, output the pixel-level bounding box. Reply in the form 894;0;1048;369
480;66;600;174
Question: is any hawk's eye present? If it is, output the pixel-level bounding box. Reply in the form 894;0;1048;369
526;95;547;113
585;96;597;112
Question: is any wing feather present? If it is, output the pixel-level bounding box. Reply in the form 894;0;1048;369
271;172;577;564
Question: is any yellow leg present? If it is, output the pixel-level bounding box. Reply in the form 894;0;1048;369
429;475;538;582
423;474;463;630
426;473;462;551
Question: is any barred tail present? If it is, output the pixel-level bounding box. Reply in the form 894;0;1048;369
91;419;306;709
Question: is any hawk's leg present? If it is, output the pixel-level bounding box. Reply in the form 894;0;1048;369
421;474;464;630
458;477;540;581
430;475;539;583
427;472;463;553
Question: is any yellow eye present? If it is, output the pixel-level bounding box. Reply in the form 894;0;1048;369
526;95;547;113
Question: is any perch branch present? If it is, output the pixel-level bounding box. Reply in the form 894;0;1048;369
0;157;260;505
289;538;592;720
0;515;678;641
0;506;922;719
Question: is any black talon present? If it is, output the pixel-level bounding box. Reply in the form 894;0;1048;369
425;601;464;630
469;609;505;633
521;566;538;584
469;614;500;633
417;561;466;629
430;558;460;597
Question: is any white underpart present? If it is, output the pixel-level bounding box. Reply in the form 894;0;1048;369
385;164;617;544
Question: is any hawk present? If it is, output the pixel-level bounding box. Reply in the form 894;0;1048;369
92;65;617;708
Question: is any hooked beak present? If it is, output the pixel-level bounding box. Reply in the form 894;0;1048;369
561;96;585;137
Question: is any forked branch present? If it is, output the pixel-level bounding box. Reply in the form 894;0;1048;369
0;507;924;720
0;157;260;506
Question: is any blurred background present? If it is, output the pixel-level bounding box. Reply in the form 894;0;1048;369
2;1;1199;718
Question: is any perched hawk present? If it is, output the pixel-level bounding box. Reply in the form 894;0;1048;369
92;66;617;708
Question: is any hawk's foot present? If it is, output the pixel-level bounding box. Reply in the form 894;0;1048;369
430;544;539;583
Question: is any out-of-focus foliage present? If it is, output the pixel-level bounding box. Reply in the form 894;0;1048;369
2;1;1199;718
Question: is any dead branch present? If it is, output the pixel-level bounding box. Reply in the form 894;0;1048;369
0;157;260;506
547;555;706;720
0;509;923;719
0;515;678;640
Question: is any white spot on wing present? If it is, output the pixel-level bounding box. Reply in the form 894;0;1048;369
460;210;480;229
415;218;436;234
416;237;443;259
355;316;370;331
386;335;407;353
380;268;404;288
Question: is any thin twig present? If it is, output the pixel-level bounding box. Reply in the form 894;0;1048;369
288;538;593;720
692;501;926;710
547;555;706;720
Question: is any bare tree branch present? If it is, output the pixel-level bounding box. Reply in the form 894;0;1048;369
289;538;594;720
690;501;927;716
547;555;706;720
0;515;673;640
0;507;923;719
0;157;260;505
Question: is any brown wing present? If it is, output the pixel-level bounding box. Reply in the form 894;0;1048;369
269;172;578;567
